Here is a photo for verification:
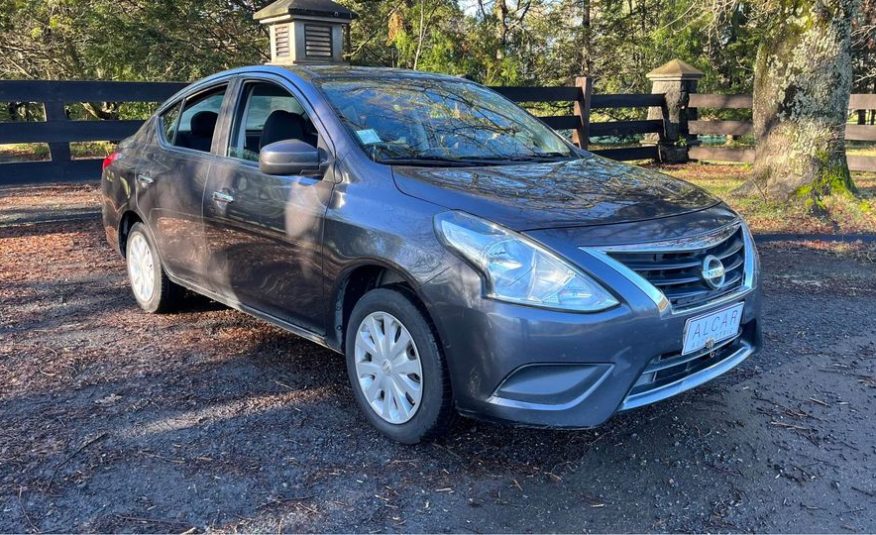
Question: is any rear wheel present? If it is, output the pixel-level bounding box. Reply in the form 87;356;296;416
345;288;454;443
125;223;183;313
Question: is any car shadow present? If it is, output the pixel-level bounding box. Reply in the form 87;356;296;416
1;311;737;533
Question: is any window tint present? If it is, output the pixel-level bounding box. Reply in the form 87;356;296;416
159;102;181;144
173;85;227;153
230;81;317;162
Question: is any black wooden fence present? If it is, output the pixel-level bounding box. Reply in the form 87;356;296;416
3;78;874;186
0;80;186;185
493;78;666;162
0;78;666;185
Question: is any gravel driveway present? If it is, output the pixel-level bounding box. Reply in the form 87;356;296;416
1;190;874;533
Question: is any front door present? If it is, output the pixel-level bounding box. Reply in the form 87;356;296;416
202;78;334;334
136;83;228;283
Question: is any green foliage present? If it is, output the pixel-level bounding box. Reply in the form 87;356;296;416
0;0;866;100
334;0;762;120
0;0;265;82
0;0;798;97
0;0;760;91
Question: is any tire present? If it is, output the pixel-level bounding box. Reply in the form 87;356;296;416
125;222;183;313
345;287;455;443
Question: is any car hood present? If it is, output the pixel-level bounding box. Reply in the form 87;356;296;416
391;154;720;231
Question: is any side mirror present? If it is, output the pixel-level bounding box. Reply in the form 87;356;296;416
259;139;321;176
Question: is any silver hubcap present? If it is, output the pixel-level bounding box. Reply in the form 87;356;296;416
127;233;155;303
354;312;423;424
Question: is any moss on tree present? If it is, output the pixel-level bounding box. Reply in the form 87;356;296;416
745;0;862;207
794;152;858;211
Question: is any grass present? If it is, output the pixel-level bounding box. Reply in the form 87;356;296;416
0;141;115;163
654;162;876;235
847;144;876;157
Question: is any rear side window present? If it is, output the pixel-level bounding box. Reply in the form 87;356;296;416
172;85;228;153
159;102;181;144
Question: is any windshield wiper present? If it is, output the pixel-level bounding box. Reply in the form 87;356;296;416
506;152;574;162
441;153;574;164
376;156;498;167
377;152;576;167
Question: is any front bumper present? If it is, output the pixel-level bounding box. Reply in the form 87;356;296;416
619;321;758;411
425;288;761;428
419;214;762;429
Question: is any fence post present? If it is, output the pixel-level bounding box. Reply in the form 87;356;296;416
44;100;71;179
643;59;703;163
572;76;592;149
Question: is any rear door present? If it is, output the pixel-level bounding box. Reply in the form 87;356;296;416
136;82;231;283
202;75;336;334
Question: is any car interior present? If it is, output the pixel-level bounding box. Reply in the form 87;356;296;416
170;88;226;152
176;110;219;152
232;82;318;162
159;82;319;165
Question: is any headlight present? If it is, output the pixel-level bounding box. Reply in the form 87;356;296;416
434;211;619;312
740;219;760;286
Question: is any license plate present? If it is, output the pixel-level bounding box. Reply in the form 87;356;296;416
682;302;744;355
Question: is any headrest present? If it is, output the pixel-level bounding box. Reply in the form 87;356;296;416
260;110;305;150
190;111;218;137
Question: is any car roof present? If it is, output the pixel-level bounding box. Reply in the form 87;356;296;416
288;64;466;82
199;64;468;85
161;64;472;114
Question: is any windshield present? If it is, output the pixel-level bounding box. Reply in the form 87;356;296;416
317;77;575;165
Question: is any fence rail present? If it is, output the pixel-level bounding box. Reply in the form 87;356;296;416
688;93;876;172
0;80;187;185
494;79;666;163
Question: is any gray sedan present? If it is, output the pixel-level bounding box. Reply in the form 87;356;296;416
101;65;762;443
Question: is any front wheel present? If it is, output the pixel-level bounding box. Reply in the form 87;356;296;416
345;288;454;443
125;223;183;313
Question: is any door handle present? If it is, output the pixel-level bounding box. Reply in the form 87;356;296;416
137;175;154;186
212;191;235;204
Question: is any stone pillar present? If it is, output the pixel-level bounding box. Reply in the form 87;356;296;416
644;59;703;163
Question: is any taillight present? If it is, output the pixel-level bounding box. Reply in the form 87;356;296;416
102;152;119;171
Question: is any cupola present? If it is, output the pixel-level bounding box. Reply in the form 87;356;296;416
254;0;357;65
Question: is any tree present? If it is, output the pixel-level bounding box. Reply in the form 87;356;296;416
851;0;876;122
0;0;265;120
0;0;265;83
744;0;861;203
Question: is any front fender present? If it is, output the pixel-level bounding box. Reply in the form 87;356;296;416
320;160;452;349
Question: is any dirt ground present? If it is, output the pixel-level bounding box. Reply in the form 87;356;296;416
1;185;875;533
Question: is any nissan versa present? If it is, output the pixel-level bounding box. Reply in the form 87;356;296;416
101;65;762;443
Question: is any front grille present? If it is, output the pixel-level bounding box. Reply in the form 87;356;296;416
627;331;744;398
608;225;746;310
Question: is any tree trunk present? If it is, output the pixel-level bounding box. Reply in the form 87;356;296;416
746;0;860;204
495;0;509;60
579;0;592;75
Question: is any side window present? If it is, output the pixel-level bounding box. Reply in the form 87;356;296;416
230;81;317;162
159;102;181;144
173;85;227;153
